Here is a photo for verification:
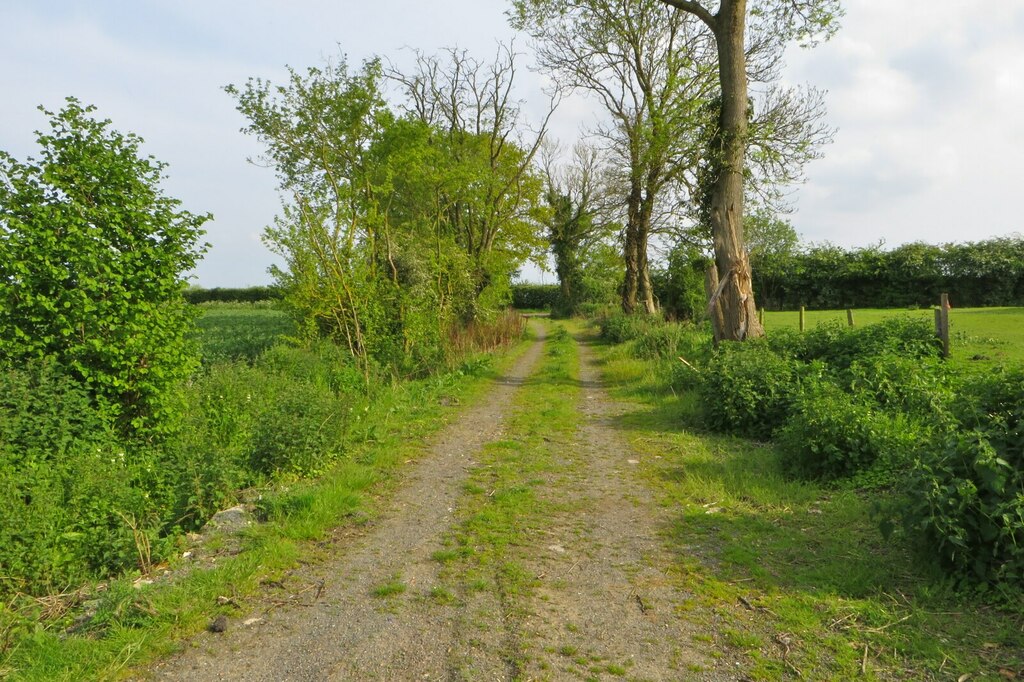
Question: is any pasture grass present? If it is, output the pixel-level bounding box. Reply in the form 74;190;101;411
1;325;536;681
763;306;1024;365
194;302;295;363
591;330;1024;681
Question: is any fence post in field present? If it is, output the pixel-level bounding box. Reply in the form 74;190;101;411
847;309;855;327
799;306;806;333
758;307;764;327
935;293;951;358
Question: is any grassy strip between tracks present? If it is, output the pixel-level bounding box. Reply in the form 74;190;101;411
431;320;583;677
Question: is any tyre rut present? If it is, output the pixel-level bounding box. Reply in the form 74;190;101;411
144;323;549;682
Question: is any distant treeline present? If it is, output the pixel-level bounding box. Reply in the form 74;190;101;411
753;237;1024;310
184;286;281;304
511;284;560;310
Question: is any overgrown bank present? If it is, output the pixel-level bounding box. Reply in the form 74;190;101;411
0;305;529;679
594;311;1023;678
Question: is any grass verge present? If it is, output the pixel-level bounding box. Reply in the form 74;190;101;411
0;328;536;682
590;327;1024;681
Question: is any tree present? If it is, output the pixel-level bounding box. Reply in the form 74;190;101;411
387;45;551;319
658;0;841;340
229;52;548;377
511;0;719;315
0;99;209;434
540;143;615;316
744;207;799;262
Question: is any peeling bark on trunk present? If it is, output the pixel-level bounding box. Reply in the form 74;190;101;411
710;0;764;340
659;0;765;340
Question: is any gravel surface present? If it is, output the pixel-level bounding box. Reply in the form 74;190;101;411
144;326;548;682
141;325;742;681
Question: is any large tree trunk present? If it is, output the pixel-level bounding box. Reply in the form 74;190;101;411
708;0;764;340
622;225;640;314
622;183;658;315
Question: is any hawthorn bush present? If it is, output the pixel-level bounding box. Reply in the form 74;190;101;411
0;98;208;434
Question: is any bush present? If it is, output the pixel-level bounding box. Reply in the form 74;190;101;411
893;368;1024;586
776;382;924;481
628;322;713;373
0;363;172;594
698;341;814;440
598;312;657;344
845;352;956;419
770;318;941;370
0;99;208;435
511;284;560;310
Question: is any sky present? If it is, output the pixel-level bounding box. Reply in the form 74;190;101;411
1;1;1022;287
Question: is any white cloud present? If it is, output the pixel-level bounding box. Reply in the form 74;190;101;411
2;0;1023;285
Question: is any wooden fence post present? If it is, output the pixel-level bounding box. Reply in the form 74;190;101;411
936;293;951;358
847;309;855;327
758;307;764;327
799;306;806;333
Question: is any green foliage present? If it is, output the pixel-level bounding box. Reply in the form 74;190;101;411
776;382;926;481
511;284;559;310
229;53;543;377
768;317;941;369
699;340;813;440
755;238;1024;310
598;312;656;344
651;244;709;322
893;368;1024;587
0;363;176;593
0;99;208;434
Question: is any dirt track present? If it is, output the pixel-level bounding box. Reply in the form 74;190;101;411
143;323;734;681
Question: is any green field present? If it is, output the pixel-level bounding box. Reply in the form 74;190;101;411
764;306;1024;365
194;302;296;362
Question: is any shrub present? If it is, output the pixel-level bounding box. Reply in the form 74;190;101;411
630;322;708;361
893;367;1024;586
698;341;814;440
0;363;172;594
776;382;924;481
598;312;657;344
771;318;941;370
845;352;956;420
249;380;347;476
0;99;208;435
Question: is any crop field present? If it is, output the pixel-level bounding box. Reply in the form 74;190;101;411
194;302;296;362
763;306;1024;364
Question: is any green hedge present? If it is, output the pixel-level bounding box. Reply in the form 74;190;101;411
754;237;1024;310
511;284;559;310
184;286;282;304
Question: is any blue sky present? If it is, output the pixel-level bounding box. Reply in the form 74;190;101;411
2;1;1022;286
